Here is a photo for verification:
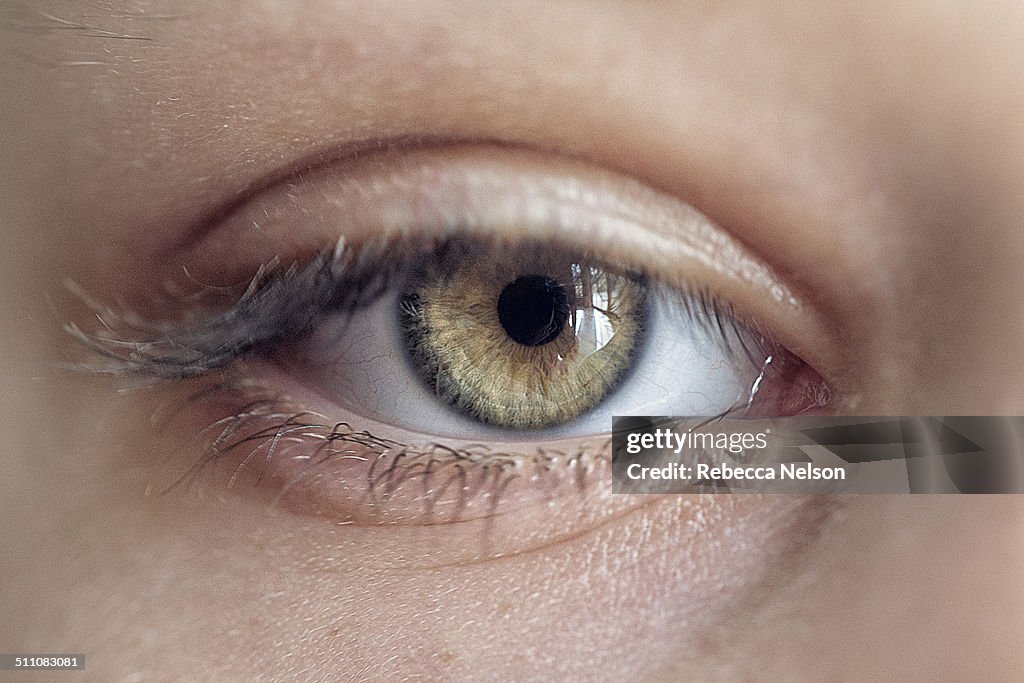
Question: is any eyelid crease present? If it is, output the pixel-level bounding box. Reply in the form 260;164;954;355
163;135;514;256
172;143;803;309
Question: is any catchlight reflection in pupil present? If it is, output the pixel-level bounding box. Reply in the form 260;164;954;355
400;242;647;430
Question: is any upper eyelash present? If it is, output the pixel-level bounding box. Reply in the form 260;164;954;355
67;233;773;382
66;236;406;378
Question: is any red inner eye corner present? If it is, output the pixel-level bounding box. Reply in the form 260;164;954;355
743;350;835;418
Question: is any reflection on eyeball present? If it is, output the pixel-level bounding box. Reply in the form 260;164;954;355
400;241;646;429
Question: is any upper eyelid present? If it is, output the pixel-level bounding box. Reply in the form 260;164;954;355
67;233;746;381
177;142;797;302
192;145;831;316
92;142;843;389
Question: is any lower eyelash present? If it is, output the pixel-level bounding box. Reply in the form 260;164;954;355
148;371;782;524
153;375;608;524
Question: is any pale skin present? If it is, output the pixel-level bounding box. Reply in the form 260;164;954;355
1;1;1023;680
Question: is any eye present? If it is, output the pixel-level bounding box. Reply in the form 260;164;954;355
286;236;817;441
70;144;836;534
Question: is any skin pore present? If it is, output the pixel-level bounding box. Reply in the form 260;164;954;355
2;1;1023;680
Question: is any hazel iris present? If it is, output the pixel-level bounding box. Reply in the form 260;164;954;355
400;241;647;430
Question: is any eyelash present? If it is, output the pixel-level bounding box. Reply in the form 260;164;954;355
68;233;770;379
67;231;793;522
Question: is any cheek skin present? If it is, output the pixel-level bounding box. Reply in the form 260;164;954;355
4;380;829;681
689;497;1024;681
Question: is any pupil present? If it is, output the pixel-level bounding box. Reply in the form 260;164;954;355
497;274;571;347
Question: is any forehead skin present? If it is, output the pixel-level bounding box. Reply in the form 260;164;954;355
2;1;1024;681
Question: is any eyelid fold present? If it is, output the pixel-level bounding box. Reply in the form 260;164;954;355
162;144;842;386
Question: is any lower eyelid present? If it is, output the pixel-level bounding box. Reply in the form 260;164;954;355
141;380;834;583
130;361;827;547
118;377;719;568
117;371;836;579
141;374;622;528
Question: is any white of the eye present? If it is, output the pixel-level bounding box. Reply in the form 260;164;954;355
293;286;762;441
